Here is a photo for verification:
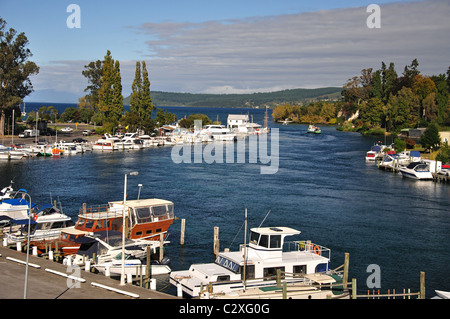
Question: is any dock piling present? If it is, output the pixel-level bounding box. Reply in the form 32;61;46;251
180;218;186;245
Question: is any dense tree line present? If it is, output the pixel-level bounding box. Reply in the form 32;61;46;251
341;59;450;133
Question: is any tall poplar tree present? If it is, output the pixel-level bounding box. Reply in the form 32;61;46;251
130;61;142;114
0;18;39;136
97;50;123;130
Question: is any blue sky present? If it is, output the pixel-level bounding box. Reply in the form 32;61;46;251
1;0;449;102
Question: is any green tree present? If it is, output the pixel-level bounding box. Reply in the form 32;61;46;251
360;97;384;127
140;61;154;124
97;51;123;130
420;123;440;150
0;18;39;136
381;62;398;102
81;60;103;110
431;74;449;125
130;61;142;114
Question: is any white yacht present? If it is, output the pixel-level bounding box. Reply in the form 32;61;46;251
4;204;75;246
170;226;338;298
399;160;441;180
203;125;236;142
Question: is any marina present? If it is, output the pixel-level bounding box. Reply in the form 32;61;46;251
0;106;449;300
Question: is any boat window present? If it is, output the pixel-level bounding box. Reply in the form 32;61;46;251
259;234;269;248
85;220;94;229
216;275;230;282
270;235;281;248
152;205;167;218
51;221;64;229
135;207;152;224
167;204;174;218
96;220;103;229
136;207;151;219
293;265;307;276
37;222;52;230
241;265;255;280
250;231;260;245
315;263;328;273
263;267;285;280
76;218;85;227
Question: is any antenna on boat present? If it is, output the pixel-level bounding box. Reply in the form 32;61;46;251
137;184;143;200
258;209;271;228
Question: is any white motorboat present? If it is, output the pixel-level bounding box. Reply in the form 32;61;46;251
94;254;171;276
307;124;321;134
433;290;450;299
4;204;75;246
65;230;161;266
91;136;119;151
0;182;15;200
170;226;338;298
399;161;433;180
0;189;35;220
203;125;236;142
365;144;385;162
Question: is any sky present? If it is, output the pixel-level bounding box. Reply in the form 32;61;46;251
1;0;449;102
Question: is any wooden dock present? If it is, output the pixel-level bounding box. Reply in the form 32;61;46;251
0;246;179;299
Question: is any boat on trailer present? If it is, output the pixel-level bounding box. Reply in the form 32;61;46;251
170;226;344;299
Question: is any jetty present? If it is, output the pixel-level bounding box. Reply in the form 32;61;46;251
0;246;178;299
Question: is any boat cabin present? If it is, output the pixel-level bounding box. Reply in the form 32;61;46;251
170;226;332;297
75;198;176;240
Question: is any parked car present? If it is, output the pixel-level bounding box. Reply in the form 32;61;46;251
83;129;96;136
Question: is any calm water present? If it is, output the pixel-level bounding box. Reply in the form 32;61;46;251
1;105;449;298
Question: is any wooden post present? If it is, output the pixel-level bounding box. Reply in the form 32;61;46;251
180;218;186;245
159;233;164;262
282;281;287;299
214;226;219;258
420;271;425;299
343;252;349;289
276;269;281;288
145;246;151;289
352;278;357;299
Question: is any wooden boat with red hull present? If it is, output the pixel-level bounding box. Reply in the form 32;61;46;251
49;198;177;256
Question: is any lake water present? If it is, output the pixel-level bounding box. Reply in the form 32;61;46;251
1;105;449;298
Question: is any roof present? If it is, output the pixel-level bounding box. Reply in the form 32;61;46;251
109;198;173;208
249;227;301;236
227;114;249;121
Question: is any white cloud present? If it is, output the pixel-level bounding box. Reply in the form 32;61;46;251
139;0;450;93
28;0;450;101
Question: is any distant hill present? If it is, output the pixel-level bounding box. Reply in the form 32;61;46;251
124;87;342;108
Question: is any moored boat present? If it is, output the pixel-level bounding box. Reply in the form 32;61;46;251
307;124;321;134
55;198;177;256
170;226;341;298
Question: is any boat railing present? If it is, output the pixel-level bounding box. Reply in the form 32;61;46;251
78;205;125;219
284;240;331;259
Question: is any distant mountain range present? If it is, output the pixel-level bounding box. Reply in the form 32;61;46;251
124;87;342;108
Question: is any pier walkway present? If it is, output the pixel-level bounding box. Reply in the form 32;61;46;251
0;246;179;299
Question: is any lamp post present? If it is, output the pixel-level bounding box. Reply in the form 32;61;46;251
120;171;139;286
23;192;32;299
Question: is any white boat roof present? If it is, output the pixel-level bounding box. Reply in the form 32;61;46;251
109;198;173;208
250;227;301;236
